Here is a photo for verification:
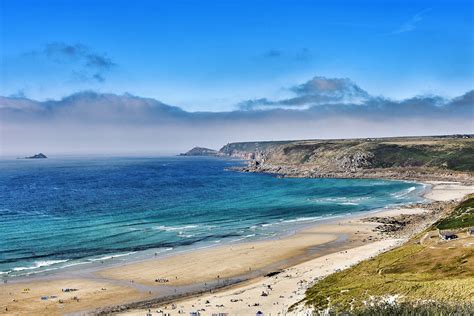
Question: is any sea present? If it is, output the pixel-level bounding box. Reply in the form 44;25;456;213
0;156;427;278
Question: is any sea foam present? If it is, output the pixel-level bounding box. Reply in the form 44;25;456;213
12;260;69;272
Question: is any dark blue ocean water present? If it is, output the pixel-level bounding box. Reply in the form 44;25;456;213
0;156;425;277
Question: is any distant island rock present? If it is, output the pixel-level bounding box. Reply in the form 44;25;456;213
179;147;219;156
24;153;47;159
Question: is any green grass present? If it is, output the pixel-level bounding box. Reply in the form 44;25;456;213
301;196;474;314
353;301;474;316
436;195;474;230
436;215;474;230
369;143;474;171
302;243;474;313
444;147;474;171
369;144;431;168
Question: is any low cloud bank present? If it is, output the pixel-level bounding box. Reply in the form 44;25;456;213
238;76;370;110
1;76;472;155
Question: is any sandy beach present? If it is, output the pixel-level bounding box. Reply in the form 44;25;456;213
1;180;473;316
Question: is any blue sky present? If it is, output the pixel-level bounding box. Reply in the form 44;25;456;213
1;0;473;111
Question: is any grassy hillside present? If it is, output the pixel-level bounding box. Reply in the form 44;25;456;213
299;196;474;314
369;142;474;171
219;135;474;172
436;194;474;230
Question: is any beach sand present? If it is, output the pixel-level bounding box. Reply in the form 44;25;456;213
98;227;350;287
0;278;149;316
1;181;472;315
423;181;474;201
121;240;401;316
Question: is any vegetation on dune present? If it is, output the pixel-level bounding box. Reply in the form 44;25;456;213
302;243;474;313
436;194;474;230
300;196;474;314
352;301;474;316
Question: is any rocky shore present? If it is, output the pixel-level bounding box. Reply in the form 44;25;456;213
235;164;474;184
362;200;455;238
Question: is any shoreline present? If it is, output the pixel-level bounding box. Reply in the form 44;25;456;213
1;177;425;282
1;179;472;315
233;162;474;185
116;180;473;316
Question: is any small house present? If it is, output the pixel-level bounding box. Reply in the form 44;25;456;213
439;230;457;240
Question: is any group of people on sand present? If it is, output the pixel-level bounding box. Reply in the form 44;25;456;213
155;275;180;283
154;278;169;283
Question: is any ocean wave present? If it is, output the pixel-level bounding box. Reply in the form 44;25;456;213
61;261;89;268
153;224;199;232
391;186;416;198
310;196;370;204
12;259;69;272
353;181;388;186
20;266;64;277
87;252;136;262
178;233;195;238
249;222;276;230
230;234;256;243
282;216;323;223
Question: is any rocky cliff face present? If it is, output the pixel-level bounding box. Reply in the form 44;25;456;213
181;135;473;181
216;136;474;180
219;141;290;160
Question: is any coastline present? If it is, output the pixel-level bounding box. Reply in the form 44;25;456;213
1;178;472;315
235;164;474;185
0;178;424;281
0;172;425;281
117;180;473;316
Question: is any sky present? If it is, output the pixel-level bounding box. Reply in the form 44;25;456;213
2;0;473;110
0;0;473;155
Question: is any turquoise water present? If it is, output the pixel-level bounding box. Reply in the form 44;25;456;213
0;157;426;277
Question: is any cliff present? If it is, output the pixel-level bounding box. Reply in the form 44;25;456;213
179;147;219;156
215;135;474;181
180;135;473;180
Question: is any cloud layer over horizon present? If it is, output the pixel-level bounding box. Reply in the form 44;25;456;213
238;76;371;110
1;76;473;156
